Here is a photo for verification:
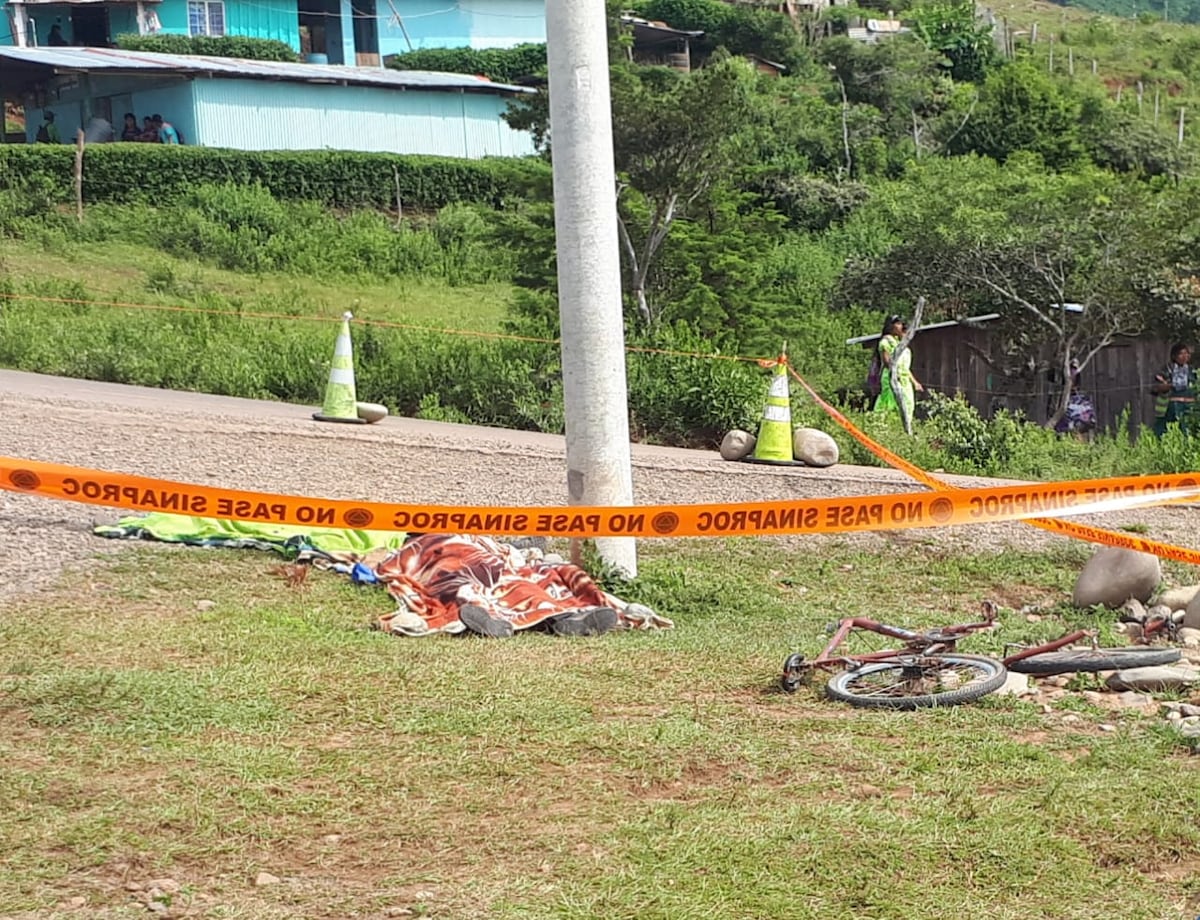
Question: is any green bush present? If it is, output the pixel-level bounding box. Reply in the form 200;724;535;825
387;44;547;83
115;33;300;61
0;146;549;211
0;185;512;283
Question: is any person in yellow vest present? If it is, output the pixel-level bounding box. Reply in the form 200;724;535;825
1150;343;1197;437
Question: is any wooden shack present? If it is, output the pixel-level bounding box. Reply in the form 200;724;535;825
848;315;1173;430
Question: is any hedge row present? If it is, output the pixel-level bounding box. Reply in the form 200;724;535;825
387;44;547;83
115;34;299;61
0;146;550;210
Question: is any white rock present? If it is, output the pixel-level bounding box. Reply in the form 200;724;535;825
195;600;215;611
1061;713;1082;724
254;872;281;887
356;401;389;424
1168;709;1184;722
1106;666;1200;692
1179;720;1200;738
719;429;756;461
993;671;1031;697
792;428;839;467
1081;690;1106;705
146;880;180;894
1098;723;1117;732
1072;546;1161;608
1156;584;1200;611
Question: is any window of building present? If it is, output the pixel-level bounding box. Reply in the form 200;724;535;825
187;0;226;36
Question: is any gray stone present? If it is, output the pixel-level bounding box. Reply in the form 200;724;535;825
1115;622;1143;640
1105;666;1200;692
1072;546;1161;608
254;872;281;887
195;600;215;611
1147;604;1174;621
792;428;839;467
1117;691;1153;707
1120;598;1148;623
1156;584;1200;612
1179;720;1200;739
356;401;389;424
1098;723;1117;732
1179;627;1200;648
719;429;756;461
1184;591;1200;630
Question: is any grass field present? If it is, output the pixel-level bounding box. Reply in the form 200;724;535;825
4;538;1200;919
0;238;512;334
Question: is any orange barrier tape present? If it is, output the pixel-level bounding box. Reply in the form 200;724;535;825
787;367;1200;566
2;457;1198;540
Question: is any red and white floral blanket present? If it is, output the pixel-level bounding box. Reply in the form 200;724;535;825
372;533;671;636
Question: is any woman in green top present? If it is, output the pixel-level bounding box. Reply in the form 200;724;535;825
874;315;923;421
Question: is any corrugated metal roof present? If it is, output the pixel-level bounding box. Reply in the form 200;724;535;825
0;46;533;95
846;314;1002;346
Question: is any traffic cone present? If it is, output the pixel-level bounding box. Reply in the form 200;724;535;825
313;312;368;425
750;351;796;464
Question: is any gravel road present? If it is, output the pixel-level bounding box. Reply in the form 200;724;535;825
1;369;1196;599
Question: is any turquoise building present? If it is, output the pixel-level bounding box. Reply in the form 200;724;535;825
1;0;546;64
0;47;537;157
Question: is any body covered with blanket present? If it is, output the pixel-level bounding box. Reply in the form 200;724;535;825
374;533;670;637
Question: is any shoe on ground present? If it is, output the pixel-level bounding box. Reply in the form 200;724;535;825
459;604;514;638
548;606;619;637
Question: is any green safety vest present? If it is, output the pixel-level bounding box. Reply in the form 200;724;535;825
1154;364;1198;418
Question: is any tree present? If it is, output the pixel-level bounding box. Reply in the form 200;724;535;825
906;0;999;83
817;34;977;159
948;61;1085;170
840;156;1169;428
612;56;763;324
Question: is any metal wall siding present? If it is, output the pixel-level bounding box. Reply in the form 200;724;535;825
224;0;301;47
377;0;544;58
192;78;535;157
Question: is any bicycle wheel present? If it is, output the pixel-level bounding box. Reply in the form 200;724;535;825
1006;646;1181;675
826;654;1007;710
781;653;806;694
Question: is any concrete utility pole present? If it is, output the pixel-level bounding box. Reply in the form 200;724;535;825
545;0;638;576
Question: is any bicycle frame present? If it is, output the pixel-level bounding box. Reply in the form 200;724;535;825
784;608;1095;687
806;611;1000;672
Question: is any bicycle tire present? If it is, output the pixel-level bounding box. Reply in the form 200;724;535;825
1006;647;1182;676
825;654;1007;710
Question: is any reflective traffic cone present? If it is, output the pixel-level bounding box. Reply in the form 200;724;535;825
313;312;368;425
750;353;795;464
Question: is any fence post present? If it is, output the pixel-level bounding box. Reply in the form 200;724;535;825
74;129;84;223
1068;46;1074;75
1155;86;1161;124
1179;108;1186;146
1137;81;1144;114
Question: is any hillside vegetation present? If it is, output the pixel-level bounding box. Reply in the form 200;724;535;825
4;0;1200;475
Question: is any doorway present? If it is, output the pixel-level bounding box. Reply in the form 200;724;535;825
71;6;110;46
